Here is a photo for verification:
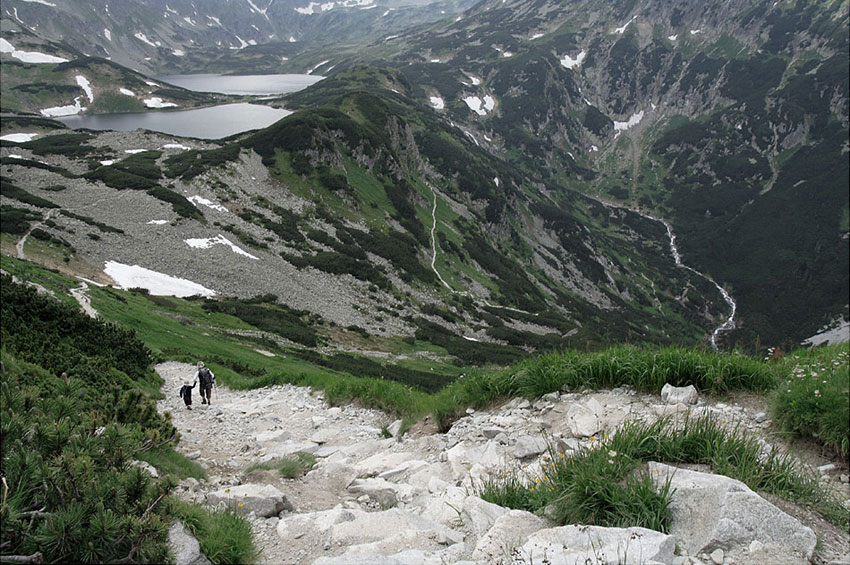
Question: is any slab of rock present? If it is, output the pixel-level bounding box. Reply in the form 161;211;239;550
472;509;546;562
513;435;547;459
565;403;600;438
648;462;817;563
516;525;680;565
461;495;509;538
207;483;292;517
168;521;210;565
347;477;415;508
661;383;699;405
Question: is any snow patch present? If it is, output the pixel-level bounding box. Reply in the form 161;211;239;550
613;110;644;138
172;49;185;57
560;50;586;70
429;96;445;110
690;29;703;35
0;38;68;63
143;97;178;108
104;260;215;297
803;316;850;347
306;60;329;75
104;28;112;41
147;219;169;225
119;88;135;96
76;75;93;103
207;16;222;26
0;133;38;142
161;143;192;150
613;15;637;34
464;95;495;116
530;33;544;40
20;0;56;6
188;195;228;213
184;234;259;260
134;32;157;47
41;97;85;117
99;159;116;166
124;149;147;154
668;34;678;41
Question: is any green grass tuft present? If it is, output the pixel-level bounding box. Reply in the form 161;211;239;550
772;345;850;458
169;499;258;565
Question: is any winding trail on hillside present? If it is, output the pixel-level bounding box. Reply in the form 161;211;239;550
426;184;531;318
70;281;98;318
16;209;59;260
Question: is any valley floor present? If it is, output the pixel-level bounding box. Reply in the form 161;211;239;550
155;362;850;565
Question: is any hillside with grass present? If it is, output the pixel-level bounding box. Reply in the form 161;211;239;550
1;259;848;563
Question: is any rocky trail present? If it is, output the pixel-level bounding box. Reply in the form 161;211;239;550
155;362;850;565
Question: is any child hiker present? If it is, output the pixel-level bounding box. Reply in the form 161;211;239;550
179;379;197;410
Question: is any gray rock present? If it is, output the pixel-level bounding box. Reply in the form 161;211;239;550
168;521;210;565
710;548;724;564
462;496;508;538
347;477;414;508
472;509;546;562
818;463;837;474
565;403;599;438
387;419;403;437
661;383;699;405
512;435;547;459
648;462;816;563
207;483;292;517
481;427;505;439
185;450;202;460
753;412;768;423
130;460;159;478
516;525;681;565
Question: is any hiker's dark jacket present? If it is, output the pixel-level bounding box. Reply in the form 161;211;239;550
179;383;196;405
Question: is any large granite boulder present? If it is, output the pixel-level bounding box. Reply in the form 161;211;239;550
648;462;817;564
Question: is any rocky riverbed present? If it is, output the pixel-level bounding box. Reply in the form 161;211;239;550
154;362;849;565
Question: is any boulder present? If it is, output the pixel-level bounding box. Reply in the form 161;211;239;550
512;436;547;459
515;525;681;565
472;509;547;562
648;462;817;563
207;483;292;517
277;505;356;540
168;521;210;565
661;383;699;405
347;477;415;508
565;403;600;438
461;496;509;538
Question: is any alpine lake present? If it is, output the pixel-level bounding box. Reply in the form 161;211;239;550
56;74;323;139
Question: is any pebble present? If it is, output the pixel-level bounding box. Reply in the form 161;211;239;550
818;463;837;474
753;412;767;423
710;548;724;564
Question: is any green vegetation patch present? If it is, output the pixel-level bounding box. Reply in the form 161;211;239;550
164;144;241;180
0;205;42;234
85;150;163;190
148;186;204;221
1;179;60;209
773;346;850;458
19;132;96;157
201;295;320;347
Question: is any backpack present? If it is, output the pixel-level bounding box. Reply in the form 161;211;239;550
198;367;212;384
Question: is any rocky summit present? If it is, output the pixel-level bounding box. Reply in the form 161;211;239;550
155;362;849;565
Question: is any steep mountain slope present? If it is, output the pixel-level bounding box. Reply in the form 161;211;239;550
1;66;733;356
1;0;477;75
355;0;850;348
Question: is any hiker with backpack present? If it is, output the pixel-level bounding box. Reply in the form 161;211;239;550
196;361;215;405
179;379;197;410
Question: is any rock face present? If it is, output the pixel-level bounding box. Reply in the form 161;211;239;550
155;362;848;565
649;462;818;564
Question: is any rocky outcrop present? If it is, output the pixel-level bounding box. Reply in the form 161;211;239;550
155;363;849;564
649;462;818;564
